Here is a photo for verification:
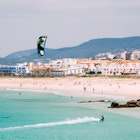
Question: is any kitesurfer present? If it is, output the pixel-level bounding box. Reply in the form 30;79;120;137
100;115;104;122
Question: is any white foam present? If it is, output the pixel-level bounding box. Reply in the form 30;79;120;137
0;117;100;131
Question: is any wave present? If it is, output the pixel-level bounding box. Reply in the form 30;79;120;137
0;117;100;131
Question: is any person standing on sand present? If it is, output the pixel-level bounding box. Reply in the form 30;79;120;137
93;88;95;93
83;87;86;92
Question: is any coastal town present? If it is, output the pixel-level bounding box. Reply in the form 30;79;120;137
1;50;140;77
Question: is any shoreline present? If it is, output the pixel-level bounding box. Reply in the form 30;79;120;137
0;77;140;100
0;77;140;119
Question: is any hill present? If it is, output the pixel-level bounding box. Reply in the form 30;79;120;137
1;36;140;65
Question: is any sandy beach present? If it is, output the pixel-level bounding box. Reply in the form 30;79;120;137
0;77;140;100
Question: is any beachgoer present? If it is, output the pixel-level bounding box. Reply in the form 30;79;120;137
93;88;95;93
83;87;86;92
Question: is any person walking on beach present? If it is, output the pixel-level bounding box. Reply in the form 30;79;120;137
83;87;86;92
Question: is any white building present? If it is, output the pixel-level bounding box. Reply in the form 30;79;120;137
51;67;85;76
48;58;77;69
131;50;140;60
100;60;140;75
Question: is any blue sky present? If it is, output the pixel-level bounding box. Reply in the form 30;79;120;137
0;0;140;57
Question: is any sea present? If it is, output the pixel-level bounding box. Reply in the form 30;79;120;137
0;90;140;140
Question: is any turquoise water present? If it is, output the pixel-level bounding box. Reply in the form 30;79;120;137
0;90;140;140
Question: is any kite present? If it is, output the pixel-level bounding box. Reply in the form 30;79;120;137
37;36;48;56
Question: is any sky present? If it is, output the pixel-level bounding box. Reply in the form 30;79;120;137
0;0;140;57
